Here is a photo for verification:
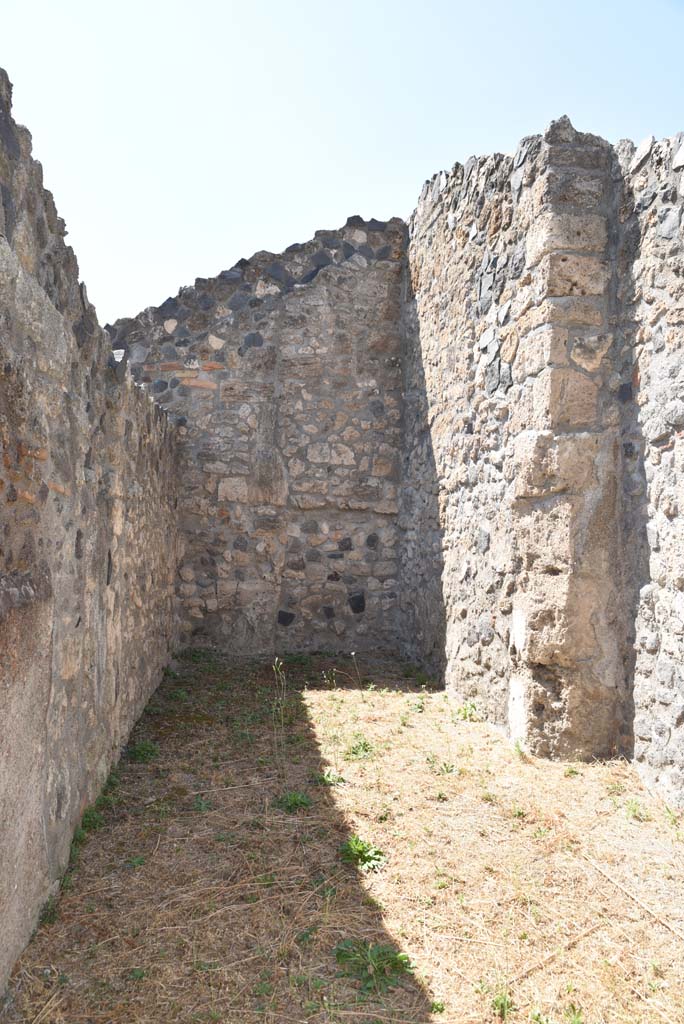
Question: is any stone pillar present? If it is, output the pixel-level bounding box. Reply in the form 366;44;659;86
506;117;623;758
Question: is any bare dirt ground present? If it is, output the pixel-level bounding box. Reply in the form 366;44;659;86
3;651;684;1024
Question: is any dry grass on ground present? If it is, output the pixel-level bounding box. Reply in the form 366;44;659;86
3;652;684;1024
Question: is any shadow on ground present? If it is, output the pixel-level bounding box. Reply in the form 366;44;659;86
2;651;435;1024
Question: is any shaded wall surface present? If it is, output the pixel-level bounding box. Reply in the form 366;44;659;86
0;71;180;993
110;220;406;655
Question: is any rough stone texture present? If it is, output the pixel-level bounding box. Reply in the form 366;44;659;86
0;70;180;994
3;58;684;1000
109;219;406;655
615;131;684;807
402;120;627;761
109;117;684;803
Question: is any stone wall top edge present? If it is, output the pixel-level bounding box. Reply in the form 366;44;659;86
0;66;85;320
108;214;408;335
0;69;179;438
407;116;631;236
616;130;684;178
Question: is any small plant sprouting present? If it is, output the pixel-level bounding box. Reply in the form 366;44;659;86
333;939;413;994
127;739;160;763
344;733;374;760
295;924;318;946
665;806;679;826
193;794;212;812
339;835;385;872
513;739;528;760
321;667;338;687
665;806;682;837
626;798;651;822
274;790;312;813
311;767;345;786
169;687;191;702
455;701;479;722
491;988;515;1020
416;670;435;687
431;1000;446;1013
565;1004;584;1024
81;806;105;832
272;657;288;740
564;765;580;778
94;770;121;812
39;895;59;926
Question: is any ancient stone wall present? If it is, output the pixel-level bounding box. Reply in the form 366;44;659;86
401;144;527;721
108;117;684;799
402;119;629;760
109;220;406;656
0;71;180;993
3;56;684;998
616;132;684;806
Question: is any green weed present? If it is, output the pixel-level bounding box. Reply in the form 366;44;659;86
333;939;413;994
491;989;515;1020
296;925;318;946
81;807;105;832
39;896;59;926
311;767;345;786
274;790;312;813
455;701;479;722
321;668;338;687
626;798;651;822
169;688;191;702
339;835;385;872
344;733;374;760
127;739;160;763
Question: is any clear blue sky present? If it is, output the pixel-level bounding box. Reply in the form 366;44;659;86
4;0;684;323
